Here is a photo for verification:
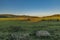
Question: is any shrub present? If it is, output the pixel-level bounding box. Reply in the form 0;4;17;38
7;26;24;32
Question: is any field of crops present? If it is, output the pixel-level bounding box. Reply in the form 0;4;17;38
0;20;60;40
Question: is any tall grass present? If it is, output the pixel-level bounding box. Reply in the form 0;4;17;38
0;20;60;40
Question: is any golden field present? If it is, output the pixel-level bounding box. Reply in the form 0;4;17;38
0;14;60;22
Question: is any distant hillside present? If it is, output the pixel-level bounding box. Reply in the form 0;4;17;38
0;14;39;18
0;14;60;22
42;14;60;21
0;14;41;22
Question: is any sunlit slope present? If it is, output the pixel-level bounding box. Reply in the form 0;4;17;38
0;17;41;21
0;14;41;22
0;14;60;22
42;14;60;20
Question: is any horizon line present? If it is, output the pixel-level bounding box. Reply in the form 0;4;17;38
0;13;60;17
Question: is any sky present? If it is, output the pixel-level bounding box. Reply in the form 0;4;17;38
0;0;60;16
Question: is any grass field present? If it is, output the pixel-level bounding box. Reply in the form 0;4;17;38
0;20;60;40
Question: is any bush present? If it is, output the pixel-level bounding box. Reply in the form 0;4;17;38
7;26;24;32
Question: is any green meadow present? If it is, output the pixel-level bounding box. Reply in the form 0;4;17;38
0;20;60;40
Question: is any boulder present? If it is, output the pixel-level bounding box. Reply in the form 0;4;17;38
36;30;51;37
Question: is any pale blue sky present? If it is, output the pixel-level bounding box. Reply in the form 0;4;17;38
0;0;60;16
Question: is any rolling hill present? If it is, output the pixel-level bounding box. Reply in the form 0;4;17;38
42;14;60;21
0;14;41;22
0;14;60;22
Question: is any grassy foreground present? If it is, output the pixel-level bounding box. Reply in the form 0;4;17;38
0;20;60;40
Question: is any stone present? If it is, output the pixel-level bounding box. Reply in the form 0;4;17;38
36;30;51;37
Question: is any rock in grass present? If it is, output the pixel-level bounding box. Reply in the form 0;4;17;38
36;30;51;37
